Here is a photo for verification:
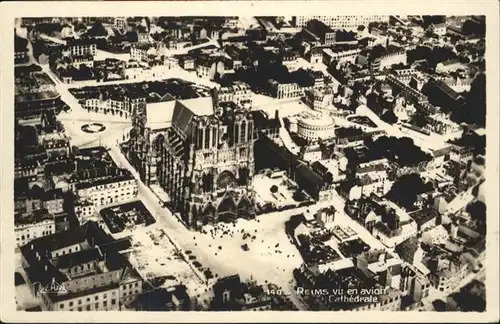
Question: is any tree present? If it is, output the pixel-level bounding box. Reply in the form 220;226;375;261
409;110;428;128
407;46;433;65
386;173;433;210
428;46;457;70
74;22;87;34
458;56;470;64
455;43;465;53
451;73;486;127
381;109;398;124
462;19;485;38
370;45;386;60
89;22;107;37
466;200;486;224
368;135;432;167
126;31;138;43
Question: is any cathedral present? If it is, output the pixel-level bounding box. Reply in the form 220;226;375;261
127;83;257;229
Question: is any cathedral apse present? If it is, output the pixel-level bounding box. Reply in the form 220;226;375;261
128;86;257;230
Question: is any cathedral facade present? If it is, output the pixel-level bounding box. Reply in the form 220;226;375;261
128;83;257;229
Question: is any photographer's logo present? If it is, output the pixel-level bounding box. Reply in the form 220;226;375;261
40;278;67;294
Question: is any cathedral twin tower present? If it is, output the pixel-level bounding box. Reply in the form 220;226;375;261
128;83;257;229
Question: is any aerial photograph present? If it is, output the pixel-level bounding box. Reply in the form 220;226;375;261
13;15;487;312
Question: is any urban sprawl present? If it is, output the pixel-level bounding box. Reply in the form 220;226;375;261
14;15;486;312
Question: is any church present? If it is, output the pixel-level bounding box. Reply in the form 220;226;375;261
127;83;257;229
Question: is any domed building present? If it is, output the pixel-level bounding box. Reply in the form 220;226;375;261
297;111;336;142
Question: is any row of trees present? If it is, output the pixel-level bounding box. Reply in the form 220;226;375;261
365;136;432;167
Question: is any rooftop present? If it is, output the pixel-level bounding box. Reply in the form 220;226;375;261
408;208;439;227
15;209;54;226
297;111;334;128
306;19;334;38
74;174;135;190
21;221;132;289
56;248;101;269
438;58;462;67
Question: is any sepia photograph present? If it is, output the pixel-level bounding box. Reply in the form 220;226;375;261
1;1;499;323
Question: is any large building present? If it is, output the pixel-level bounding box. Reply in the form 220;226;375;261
15;210;56;247
20;221;143;311
66;39;97;57
74;174;138;208
294;16;390;29
295;111;336;142
127;86;257;229
305;20;336;46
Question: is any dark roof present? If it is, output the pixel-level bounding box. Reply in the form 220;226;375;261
249;110;281;130
99;237;133;254
361;249;394;264
56;248;101;269
14;178;31;198
74;174;134;190
67;38;96;47
21;221;113;264
295;164;325;187
25;260;68;287
42;188;64;201
213;274;242;296
428;78;463;101
311;161;329;175
15;272;26;286
15;209;54;226
136;285;189;311
432;145;453;157
295;29;320;43
306;19;334;39
171;100;196;139
356;163;386;174
439;58;461;66
408;208;439;227
21;221;130;289
15;35;29;52
26;306;42;312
